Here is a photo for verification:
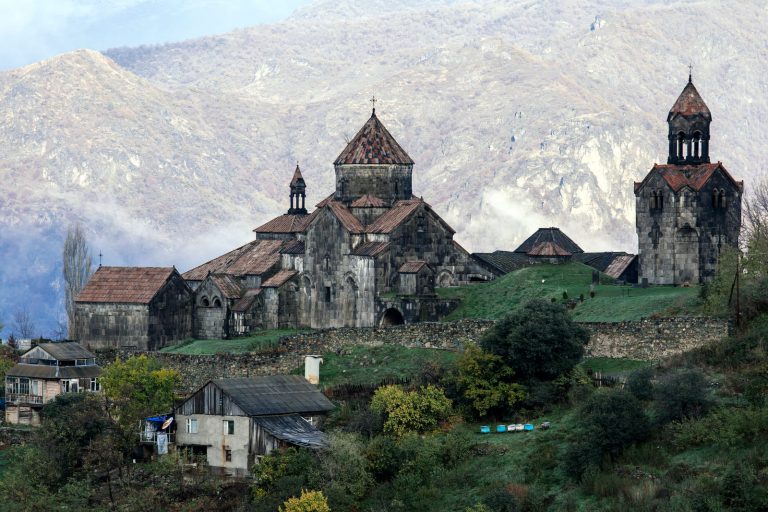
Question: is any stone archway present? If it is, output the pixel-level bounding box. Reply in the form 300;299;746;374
380;308;404;326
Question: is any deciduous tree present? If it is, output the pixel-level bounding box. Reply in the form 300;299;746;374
454;343;525;417
280;489;331;512
63;223;93;338
371;384;452;437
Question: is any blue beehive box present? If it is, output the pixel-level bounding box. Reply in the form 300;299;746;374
496;425;507;433
480;426;491;434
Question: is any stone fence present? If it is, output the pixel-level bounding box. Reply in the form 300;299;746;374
95;317;730;393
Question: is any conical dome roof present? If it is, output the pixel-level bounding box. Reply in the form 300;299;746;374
334;110;413;165
668;79;711;120
290;164;304;186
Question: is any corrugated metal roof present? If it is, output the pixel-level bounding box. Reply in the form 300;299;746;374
212;376;334;416
6;363;101;379
261;269;298;288
253;415;328;449
76;267;176;304
350;241;391;257
668;80;711;119
30;342;96;360
334;111;413;165
398;261;432;273
514;228;584;255
231;288;262;312
210;274;243;299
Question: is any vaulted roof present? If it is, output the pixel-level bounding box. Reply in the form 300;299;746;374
76;267;178;304
668;79;711;120
514;228;584;255
334;111;413;165
634;162;744;194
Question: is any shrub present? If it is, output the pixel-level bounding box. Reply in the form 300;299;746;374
454;344;525;418
480;299;589;381
653;369;712;425
371;384;452;437
279;489;330;512
625;366;655;401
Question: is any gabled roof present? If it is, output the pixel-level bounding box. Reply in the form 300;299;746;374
334;110;414;165
181;243;253;281
231;288;262;313
514;228;584;255
253;415;327;449
326;201;365;234
25;342;96;361
366;199;423;234
471;251;530;275
350;241;391;257
183;240;285;281
253;214;308;234
280;240;305;255
76;267;178;304
351;194;386;208
261;269;298;288
210;274;243;299
668;79;711;119
398;261;433;273
527;241;572;257
634;162;744;194
212;375;334;416
6;364;101;379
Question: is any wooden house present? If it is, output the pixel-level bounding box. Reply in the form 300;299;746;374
4;342;101;426
175;375;334;477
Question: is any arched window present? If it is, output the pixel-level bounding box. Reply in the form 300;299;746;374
693;132;702;158
677;132;685;159
213;297;222;308
201;296;210;307
719;189;726;208
650;191;657;210
657;190;664;210
323;255;331;271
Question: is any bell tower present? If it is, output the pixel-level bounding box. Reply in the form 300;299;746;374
288;164;307;215
667;71;712;165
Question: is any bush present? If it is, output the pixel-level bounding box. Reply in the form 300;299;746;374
454;344;525;418
480;299;589;381
653;369;712;425
371;384;452;437
625;367;655;401
280;489;331;512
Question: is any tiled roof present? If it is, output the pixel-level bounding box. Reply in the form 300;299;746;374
183;240;285;281
472;251;529;275
351;194;386;207
528;241;572;257
604;254;637;279
290;164;304;186
261;269;298;288
334;111;414;165
253;214;308;234
210;274;243;299
76;267;176;304
280;240;305;255
398;261;432;273
350;241;391;257
366;199;422;234
669;80;711;119
231;288;262;312
514;228;584;255
636;162;744;194
209;375;334;416
327;201;365;234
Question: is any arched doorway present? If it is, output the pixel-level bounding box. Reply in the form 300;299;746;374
380;308;404;326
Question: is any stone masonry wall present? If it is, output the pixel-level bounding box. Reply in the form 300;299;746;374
95;317;729;393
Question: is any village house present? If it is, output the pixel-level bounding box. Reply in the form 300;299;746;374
174;375;334;477
4;342;101;426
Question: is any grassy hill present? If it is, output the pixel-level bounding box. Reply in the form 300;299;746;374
438;263;701;322
159;328;309;355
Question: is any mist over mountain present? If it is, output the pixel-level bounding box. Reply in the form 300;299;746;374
1;0;766;336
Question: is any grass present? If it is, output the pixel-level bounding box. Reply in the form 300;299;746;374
437;263;702;322
160;329;310;355
0;449;9;479
294;344;458;388
580;357;652;375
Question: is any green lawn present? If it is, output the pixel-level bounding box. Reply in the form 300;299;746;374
294;344;458;388
160;329;310;355
438;263;702;322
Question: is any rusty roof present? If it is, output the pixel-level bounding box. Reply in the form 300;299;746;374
27;342;96;360
668;79;711;119
515;228;584;255
634;162;743;194
262;269;298;288
253;214;308;234
398;260;432;273
327;201;365;233
528;241;572;257
182;243;253;281
76;267;177;304
183;240;285;281
604;254;637;279
210;274;243;299
290;164;304;186
280;240;305;255
351;194;386;207
334;110;414;165
350;241;391;257
366;199;423;234
231;288;262;312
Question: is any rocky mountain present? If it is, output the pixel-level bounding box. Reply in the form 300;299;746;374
1;0;767;335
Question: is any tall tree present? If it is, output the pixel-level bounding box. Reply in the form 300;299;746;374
12;308;35;338
63;224;93;338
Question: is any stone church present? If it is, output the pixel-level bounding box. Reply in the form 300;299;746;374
635;75;743;285
180;106;490;337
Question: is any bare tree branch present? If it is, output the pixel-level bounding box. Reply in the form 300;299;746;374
12;308;36;338
63;224;93;338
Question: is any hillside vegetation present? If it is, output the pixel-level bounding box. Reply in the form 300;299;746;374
438;263;701;322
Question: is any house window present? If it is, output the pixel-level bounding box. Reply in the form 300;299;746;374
19;378;29;395
225;447;232;462
223;419;235;435
187;418;198;434
90;378;101;392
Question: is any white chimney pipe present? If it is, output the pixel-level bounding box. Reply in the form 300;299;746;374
304;355;323;385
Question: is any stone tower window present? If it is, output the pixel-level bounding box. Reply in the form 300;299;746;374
712;189;719;208
213;297;222;308
201;296;210;307
719;189;726;208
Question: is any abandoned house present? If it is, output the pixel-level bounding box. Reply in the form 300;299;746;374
4;342;101;426
635;76;743;285
73;266;194;351
174;375;334;477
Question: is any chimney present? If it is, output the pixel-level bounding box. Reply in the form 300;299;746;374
304;355;323;385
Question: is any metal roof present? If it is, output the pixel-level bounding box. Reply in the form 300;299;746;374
6;363;101;379
212;375;334;416
253;414;328;449
28;342;96;360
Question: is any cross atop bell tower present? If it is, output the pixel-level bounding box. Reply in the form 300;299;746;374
667;72;712;165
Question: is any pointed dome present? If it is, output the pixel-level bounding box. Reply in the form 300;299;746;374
334;110;413;165
668;79;711;120
290;164;304;186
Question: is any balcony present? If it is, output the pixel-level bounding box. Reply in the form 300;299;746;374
139;431;176;444
6;393;44;405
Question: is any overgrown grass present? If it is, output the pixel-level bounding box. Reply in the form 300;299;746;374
437;263;701;322
160;329;310;355
0;450;9;479
580;357;653;375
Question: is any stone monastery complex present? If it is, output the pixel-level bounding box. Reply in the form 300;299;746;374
73;76;743;351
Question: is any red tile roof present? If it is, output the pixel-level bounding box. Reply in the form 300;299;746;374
231;288;262;312
210;274;243;299
290;164;304;186
327;201;365;234
634;162;743;193
76;267;176;304
398;261;432;273
253;214;308;234
334;111;414;165
669;80;711;119
183;240;285;281
351;194;386;207
262;269;298;288
280;240;305;255
366;199;422;234
351;241;391;257
528;242;572;257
